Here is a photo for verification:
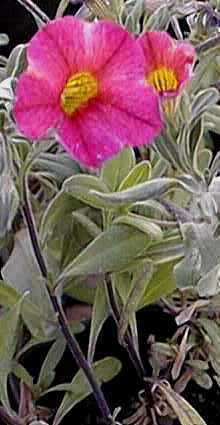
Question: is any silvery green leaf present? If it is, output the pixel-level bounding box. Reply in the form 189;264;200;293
0;299;23;412
155;132;188;172
0;172;19;237
204;104;220;134
138;260;177;308
57;224;153;283
2;229;55;324
197;264;220;297
0;77;14;101
63;174;109;209
55;0;69;17
48;357;121;425
199;318;220;355
147;236;184;264
210;153;220;177
100;147;135;191
119;261;154;339
175;223;220;295
33;152;80;181
87;283;109;362
143;4;171;30
89;178;193;208
0;281;46;337
0;34;9;46
191;88;219;123
119;160;151;190
15;0;49;27
6;44;27;78
36;336;66;393
125;0;145;33
85;0;117;20
113;214;163;241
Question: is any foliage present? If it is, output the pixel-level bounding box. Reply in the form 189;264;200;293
1;1;220;425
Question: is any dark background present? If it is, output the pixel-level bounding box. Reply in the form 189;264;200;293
0;0;80;57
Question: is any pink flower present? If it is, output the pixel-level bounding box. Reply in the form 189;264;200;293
14;17;163;168
137;31;195;100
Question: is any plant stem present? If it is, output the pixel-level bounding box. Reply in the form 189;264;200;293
104;274;146;381
0;408;21;425
15;0;50;25
21;178;112;424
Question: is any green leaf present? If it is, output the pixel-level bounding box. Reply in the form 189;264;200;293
40;192;82;245
146;236;184;264
119;160;151;191
12;361;34;391
199;318;220;355
2;229;55;329
0;34;9;46
191;88;219;123
0;172;19;238
63;174;109;208
0;281;46;337
87;284;109;362
48;357;121;425
139;261;177;309
100;148;135;190
0;299;23;412
119;262;154;339
58;224;154;283
113;214;163;241
36;336;66;393
89;178;187;208
33;152;80;181
6;44;27;78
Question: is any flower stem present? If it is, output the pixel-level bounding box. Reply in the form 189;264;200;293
21;178;112;424
104;274;146;381
15;0;50;25
0;408;21;425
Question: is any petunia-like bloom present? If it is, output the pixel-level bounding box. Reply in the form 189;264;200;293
137;31;195;100
14;17;163;168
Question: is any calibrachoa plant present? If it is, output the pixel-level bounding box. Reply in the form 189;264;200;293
1;1;220;425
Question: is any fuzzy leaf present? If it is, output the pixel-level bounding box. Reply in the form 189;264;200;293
87;283;109;362
63;174;109;208
0;299;23;412
139;261;177;308
50;357;121;425
89;178;187;208
36;336;66;393
119;160;151;190
58;224;153;283
100;148;135;190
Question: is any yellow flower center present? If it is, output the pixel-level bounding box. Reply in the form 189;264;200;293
61;72;98;116
147;67;178;93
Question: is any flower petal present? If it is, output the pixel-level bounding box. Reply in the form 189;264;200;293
27;17;81;90
14;72;61;139
79;21;144;78
172;42;195;85
56;111;124;168
99;82;163;145
57;82;162;169
138;31;174;74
